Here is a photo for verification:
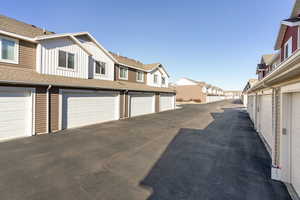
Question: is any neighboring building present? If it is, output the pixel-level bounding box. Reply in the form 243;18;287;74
0;14;176;141
256;54;280;80
246;0;300;196
175;78;224;103
242;79;258;107
224;90;242;99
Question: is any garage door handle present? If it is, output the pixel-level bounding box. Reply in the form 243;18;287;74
282;128;287;135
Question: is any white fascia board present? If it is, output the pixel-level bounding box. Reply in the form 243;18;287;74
77;32;119;63
250;49;300;92
281;20;300;27
0;30;37;43
117;62;148;72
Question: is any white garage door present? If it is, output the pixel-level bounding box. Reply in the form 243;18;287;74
160;94;174;111
260;94;273;150
0;88;33;140
291;93;300;196
130;93;155;117
62;90;119;129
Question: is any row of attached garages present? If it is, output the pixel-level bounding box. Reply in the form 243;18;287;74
206;95;225;103
246;84;300;196
0;86;175;141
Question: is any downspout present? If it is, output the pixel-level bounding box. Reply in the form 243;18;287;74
124;89;128;118
47;85;52;133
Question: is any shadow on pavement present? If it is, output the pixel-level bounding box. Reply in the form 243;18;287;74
139;108;291;200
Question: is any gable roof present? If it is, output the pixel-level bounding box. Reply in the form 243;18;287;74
261;54;279;65
275;0;300;50
0;14;54;38
0;65;175;93
35;32;119;62
109;52;170;76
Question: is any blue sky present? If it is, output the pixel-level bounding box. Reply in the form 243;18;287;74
0;0;294;90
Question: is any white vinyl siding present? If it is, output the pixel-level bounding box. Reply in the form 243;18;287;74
0;87;34;140
39;38;89;79
160;94;175;111
79;40;114;81
129;93;155;117
61;90;120;129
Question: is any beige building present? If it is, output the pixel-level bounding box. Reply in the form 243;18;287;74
246;0;300;196
175;78;224;103
0;14;176;141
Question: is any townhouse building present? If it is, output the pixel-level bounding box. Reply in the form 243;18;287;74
224;90;242;99
256;54;280;80
246;0;300;196
175;78;224;103
241;79;257;107
0;15;175;141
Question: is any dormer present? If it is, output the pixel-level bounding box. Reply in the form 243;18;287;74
275;6;300;62
35;32;116;80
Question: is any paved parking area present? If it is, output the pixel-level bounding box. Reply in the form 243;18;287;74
0;100;292;200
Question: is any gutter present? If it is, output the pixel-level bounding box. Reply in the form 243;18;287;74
0;80;176;94
46;85;52;133
249;49;300;93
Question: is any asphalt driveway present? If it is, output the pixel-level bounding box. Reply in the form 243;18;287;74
0;100;291;200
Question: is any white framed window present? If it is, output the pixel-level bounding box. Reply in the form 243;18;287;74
136;71;144;82
0;36;19;64
154;74;158;84
58;50;75;70
284;37;292;60
95;61;106;75
162;77;166;85
119;66;128;80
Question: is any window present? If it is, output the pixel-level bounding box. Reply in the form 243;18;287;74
162;77;166;85
95;61;106;75
0;37;18;63
284;38;292;60
58;50;75;69
154;74;158;84
136;71;144;82
119;67;128;79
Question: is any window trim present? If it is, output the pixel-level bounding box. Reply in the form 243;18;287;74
136;71;144;82
161;76;166;85
57;49;76;71
284;37;292;60
0;36;19;64
94;60;106;76
154;74;158;84
119;66;128;80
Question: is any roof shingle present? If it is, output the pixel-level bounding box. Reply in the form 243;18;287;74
0;15;54;38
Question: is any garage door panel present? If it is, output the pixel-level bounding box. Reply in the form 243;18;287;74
62;91;119;129
130;94;155;117
260;95;273;149
0;88;32;140
292;93;300;195
160;94;174;111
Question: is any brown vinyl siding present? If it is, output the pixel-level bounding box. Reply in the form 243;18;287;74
119;91;125;119
125;93;129;118
0;35;36;70
155;93;160;112
115;65;147;84
35;87;48;134
49;87;59;132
